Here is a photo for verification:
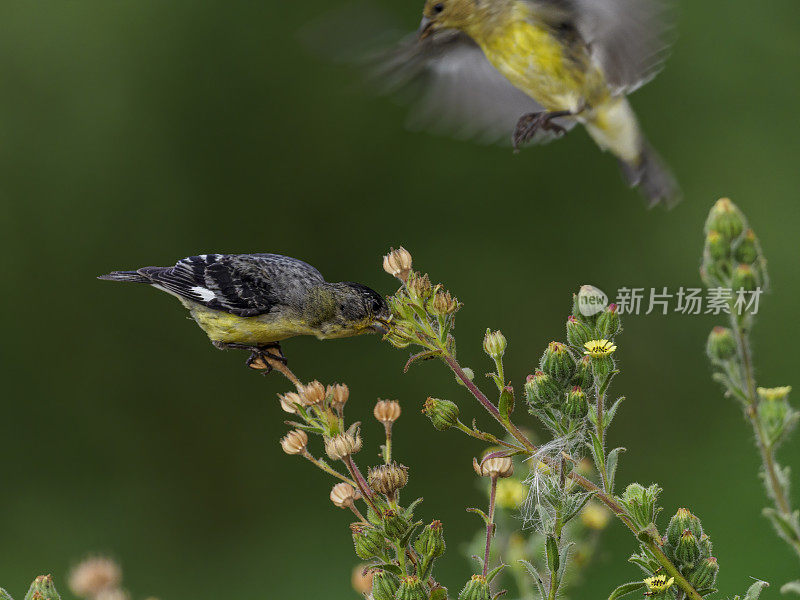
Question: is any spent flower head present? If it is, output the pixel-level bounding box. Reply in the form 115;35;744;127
278;391;302;414
280;429;309;455
300;380;326;406
473;455;514;479
327;383;349;411
330;482;361;509
383;247;413;282
368;462;409;497
374;399;402;424
325;431;362;460
69;557;122;598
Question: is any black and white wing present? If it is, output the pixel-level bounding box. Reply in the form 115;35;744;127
373;28;574;144
137;253;325;317
532;0;674;94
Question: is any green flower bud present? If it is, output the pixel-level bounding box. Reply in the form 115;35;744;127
540;341;576;382
706;326;737;362
595;304;621;339
688;557;719;589
24;576;60;600
675;529;701;566
371;570;401;600
351;523;389;560
734;229;759;264
564;386;589;420
666;508;703;547
572;355;594;390
458;575;491;600
705;198;746;242
414;520;446;559
483;329;507;359
732;263;758;292
706;229;729;261
396;576;427;600
382;509;410;541
566;316;594;348
525;371;563;406
619;483;661;529
423;397;460;431
698;533;713;559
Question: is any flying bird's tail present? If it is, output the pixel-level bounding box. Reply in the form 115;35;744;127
585;96;681;208
618;141;681;208
98;270;151;283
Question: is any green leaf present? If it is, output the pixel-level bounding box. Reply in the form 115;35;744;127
545;536;560;576
0;589;14;600
486;563;506;583
696;588;718;596
608;581;646;600
604;397;625;428
498;387;515;421
763;508;800;545
556;542;574;585
781;581;800;595
519;560;547;600
403;498;424;520
467;507;491;526
371;563;403;576
588;431;604;472
743;580;770;600
606;447;626;492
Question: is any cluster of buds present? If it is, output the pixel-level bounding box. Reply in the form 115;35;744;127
278;381;349;415
661;508;719;590
701;198;768;297
381;247;461;354
523;290;621;434
618;483;663;530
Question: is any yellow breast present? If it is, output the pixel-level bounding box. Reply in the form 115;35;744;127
185;302;314;345
470;16;601;112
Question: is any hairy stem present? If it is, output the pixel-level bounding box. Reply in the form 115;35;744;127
302;451;356;486
483;476;498;578
732;316;800;558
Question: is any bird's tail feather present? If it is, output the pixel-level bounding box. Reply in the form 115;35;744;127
98;270;150;283
619;142;682;208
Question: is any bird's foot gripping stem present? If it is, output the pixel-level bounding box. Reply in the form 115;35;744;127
512;110;571;151
212;341;286;371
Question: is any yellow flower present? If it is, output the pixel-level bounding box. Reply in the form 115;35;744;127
580;502;611;530
496;479;527;509
644;575;675;593
583;339;617;358
757;386;791;402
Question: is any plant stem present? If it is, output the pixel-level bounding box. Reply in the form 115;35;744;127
344;456;379;514
483;476;498;578
302;452;356;486
384;423;393;464
732;316;800;558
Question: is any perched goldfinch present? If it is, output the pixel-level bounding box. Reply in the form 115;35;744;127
373;0;678;206
99;253;390;369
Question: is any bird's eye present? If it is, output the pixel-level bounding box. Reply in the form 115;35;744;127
433;3;444;13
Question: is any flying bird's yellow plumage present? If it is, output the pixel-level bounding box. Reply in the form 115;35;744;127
372;0;679;206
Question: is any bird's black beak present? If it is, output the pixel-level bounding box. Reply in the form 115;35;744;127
418;17;435;40
371;317;391;335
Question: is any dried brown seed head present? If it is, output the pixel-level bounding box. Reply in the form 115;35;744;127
373;400;401;424
473;456;514;479
368;462;409;497
330;482;361;508
324;431;362;460
280;429;309;455
327;383;350;411
383;247;413;282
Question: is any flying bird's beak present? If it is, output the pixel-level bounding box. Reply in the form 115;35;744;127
418;17;434;40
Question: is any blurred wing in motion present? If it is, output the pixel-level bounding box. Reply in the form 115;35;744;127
370;28;575;144
538;0;675;94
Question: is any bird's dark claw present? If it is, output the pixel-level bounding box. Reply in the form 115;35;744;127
214;341;287;372
512;110;571;151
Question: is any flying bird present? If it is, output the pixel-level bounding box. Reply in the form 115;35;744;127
99;253;390;370
370;0;679;206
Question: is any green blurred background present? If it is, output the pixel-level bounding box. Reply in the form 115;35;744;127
1;1;798;597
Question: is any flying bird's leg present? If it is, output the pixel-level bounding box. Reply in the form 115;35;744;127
512;110;572;151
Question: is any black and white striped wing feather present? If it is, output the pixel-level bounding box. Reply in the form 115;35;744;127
140;253;325;317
